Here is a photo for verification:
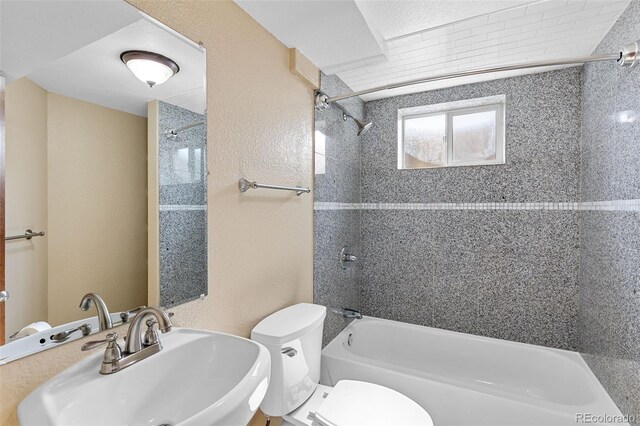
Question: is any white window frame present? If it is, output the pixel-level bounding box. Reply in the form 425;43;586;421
398;98;505;169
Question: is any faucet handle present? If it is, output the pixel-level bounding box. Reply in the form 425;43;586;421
81;332;119;351
339;246;358;269
82;333;122;365
143;318;160;346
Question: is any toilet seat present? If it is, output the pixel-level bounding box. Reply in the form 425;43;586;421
284;380;434;426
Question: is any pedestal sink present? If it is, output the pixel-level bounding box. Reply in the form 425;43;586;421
18;328;271;426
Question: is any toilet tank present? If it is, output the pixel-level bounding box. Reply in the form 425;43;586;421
251;303;327;417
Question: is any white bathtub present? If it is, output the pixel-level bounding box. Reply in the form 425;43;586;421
321;317;628;426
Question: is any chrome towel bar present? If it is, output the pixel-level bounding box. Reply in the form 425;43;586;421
238;178;310;196
6;229;46;241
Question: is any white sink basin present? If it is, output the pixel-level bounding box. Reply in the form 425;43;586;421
18;328;271;426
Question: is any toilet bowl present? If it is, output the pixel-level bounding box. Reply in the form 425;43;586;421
251;303;433;426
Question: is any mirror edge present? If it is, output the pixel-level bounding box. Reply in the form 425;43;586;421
1;73;6;346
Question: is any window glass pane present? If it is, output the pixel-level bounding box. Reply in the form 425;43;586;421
172;147;192;184
315;153;325;175
194;148;202;182
403;114;447;168
452;110;497;163
315;130;326;156
315;130;326;175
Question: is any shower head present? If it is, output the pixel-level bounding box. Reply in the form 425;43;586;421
355;118;373;136
343;112;372;136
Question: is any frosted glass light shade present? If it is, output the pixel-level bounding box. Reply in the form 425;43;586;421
120;51;179;88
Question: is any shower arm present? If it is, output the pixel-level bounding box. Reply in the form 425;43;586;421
166;120;205;137
316;40;638;107
324;97;358;121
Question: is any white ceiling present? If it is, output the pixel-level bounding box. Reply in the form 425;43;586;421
1;0;205;117
235;0;387;73
237;0;631;100
0;0;142;82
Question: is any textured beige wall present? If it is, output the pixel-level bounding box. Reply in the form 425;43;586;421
127;0;315;333
147;100;160;306
5;78;49;337
46;93;148;326
4;83;148;335
0;1;315;424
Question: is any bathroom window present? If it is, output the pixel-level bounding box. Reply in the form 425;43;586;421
398;96;505;169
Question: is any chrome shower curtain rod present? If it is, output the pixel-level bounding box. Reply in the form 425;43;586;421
316;40;638;107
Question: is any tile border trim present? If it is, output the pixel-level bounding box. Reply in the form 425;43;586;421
314;199;640;212
159;205;207;211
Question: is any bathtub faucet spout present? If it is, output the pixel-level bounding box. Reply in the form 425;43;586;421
342;308;363;320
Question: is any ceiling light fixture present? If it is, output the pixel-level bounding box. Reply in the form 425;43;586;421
120;50;179;88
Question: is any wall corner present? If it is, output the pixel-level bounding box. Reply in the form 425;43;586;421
289;48;320;90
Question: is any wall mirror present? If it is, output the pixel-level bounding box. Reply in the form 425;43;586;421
0;0;207;362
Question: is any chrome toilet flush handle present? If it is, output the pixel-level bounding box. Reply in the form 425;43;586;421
281;347;297;357
51;323;92;343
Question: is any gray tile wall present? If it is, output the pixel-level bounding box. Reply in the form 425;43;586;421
361;209;580;348
360;68;584;350
578;0;640;419
158;101;208;307
314;73;364;346
362;68;583;203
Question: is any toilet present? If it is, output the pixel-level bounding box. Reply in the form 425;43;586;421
251;303;434;426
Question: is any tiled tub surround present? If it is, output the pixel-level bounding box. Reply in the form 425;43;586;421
361;68;583;204
315;209;361;347
360;209;581;350
314;73;364;346
578;0;640;419
315;73;365;204
357;68;584;351
158;101;208;307
315;200;639;353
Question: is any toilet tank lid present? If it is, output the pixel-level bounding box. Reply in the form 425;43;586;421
252;303;326;345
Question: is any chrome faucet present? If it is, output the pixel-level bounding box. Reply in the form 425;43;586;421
81;307;173;375
79;293;113;331
342;308;363;319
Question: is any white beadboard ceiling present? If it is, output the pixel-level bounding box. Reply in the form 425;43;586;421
354;0;532;40
1;0;205;117
237;0;631;100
